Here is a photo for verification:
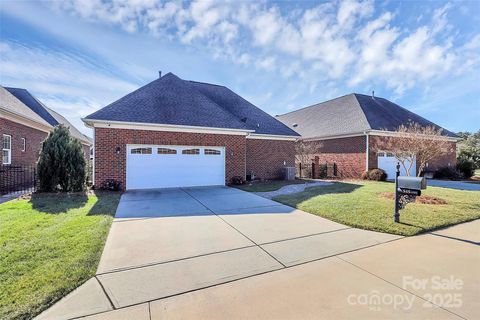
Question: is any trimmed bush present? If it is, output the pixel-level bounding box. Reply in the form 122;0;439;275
433;166;464;180
99;179;122;191
456;158;475;179
230;176;245;185
362;168;387;181
37;125;86;192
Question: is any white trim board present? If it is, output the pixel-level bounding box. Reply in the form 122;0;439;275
83;118;298;140
1;109;52;133
246;133;298;141
83;119;253;136
302;130;459;142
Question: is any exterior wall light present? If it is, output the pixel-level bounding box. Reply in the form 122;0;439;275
115;147;121;154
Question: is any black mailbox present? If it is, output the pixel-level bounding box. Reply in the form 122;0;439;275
397;176;427;190
393;163;428;223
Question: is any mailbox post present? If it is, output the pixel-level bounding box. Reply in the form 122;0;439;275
394;163;400;223
394;162;427;223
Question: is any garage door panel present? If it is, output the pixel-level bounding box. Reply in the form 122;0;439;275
127;145;225;189
377;152;416;179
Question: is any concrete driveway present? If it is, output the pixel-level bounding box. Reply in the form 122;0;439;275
427;179;480;191
38;186;401;319
37;187;478;320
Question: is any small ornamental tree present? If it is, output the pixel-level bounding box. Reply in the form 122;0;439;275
37;125;86;192
295;139;323;178
374;123;454;176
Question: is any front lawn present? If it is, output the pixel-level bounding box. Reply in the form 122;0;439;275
234;179;310;192
273;181;480;236
0;192;120;320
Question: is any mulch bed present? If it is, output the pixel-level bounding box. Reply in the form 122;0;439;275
379;192;448;205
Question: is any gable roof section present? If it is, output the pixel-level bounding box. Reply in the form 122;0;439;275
85;73;299;137
5;87;92;145
46;107;93;145
189;81;299;136
277;93;457;139
0;86;52;129
5;87;59;126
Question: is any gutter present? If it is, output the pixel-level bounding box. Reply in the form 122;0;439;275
364;131;369;172
82;118;255;135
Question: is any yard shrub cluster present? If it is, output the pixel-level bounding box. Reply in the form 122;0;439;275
37;125;86;192
455;158;475;179
433;166;463;180
362;168;387;181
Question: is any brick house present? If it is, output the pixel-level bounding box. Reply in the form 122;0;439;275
1;86;52;167
5;87;93;158
276;93;460;179
82;72;299;190
1;86;93;192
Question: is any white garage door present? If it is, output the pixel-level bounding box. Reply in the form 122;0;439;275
377;152;416;179
126;145;225;189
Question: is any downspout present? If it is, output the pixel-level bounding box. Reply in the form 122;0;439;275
364;131;369;172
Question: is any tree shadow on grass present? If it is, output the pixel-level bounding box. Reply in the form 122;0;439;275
273;182;363;206
87;191;122;217
29;192;88;214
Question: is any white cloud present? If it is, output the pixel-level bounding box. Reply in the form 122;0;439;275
0;41;138;135
35;0;480;96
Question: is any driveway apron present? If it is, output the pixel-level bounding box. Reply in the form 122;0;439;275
36;186;401;319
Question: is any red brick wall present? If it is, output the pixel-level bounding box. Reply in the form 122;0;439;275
309;136;366;178
427;141;457;170
246;139;295;180
94;128;247;189
0;118;48;166
368;136;457;174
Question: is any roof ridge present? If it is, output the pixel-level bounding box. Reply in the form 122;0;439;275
187;80;226;88
277;93;356;117
181;78;249;130
352;93;374;130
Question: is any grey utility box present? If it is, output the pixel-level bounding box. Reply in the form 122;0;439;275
283;167;295;180
397;176;427;190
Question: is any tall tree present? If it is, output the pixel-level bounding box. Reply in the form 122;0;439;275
457;130;480;168
37;125;86;192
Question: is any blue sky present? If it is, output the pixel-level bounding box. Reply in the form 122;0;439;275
1;0;479;137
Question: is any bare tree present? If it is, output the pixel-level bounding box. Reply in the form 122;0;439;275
374;123;454;176
295;140;323;178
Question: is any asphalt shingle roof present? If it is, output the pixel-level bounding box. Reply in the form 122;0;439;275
5;87;92;145
85;73;299;137
276;93;457;138
5;87;59;126
0;86;52;128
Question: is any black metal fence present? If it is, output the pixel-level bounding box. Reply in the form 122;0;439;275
0;165;37;195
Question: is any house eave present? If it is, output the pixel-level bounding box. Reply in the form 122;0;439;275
0;108;52;133
82;118;255;136
246;133;298;141
367;129;461;142
302;130;460;142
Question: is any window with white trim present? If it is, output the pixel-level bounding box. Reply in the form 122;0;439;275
157;147;177;154
182;148;200;155
21;138;26;152
131;147;152;154
204;149;220;155
2;134;12;165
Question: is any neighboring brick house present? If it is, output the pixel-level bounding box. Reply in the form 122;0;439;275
1;86;93;192
1;86;52;167
277;93;460;179
5;87;93;158
83;72;299;190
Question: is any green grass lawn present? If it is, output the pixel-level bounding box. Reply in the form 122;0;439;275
273;181;480;236
0;192;120;320
234;179;309;192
